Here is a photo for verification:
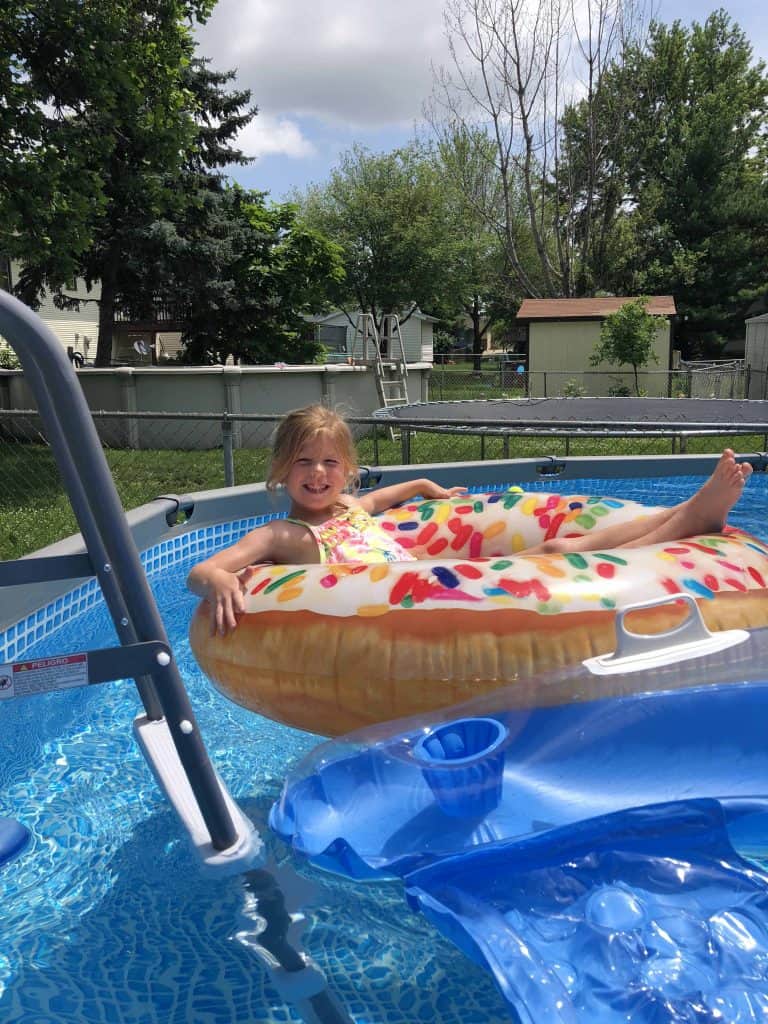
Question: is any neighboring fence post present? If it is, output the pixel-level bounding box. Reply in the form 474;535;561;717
117;367;139;449
372;421;380;465
223;367;242;449
222;414;235;487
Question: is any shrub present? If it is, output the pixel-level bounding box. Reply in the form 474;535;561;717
561;378;586;397
0;347;20;369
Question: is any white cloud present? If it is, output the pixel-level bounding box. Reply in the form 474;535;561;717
236;113;315;159
196;0;449;128
196;0;768;195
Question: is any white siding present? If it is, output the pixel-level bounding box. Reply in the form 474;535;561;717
315;310;433;364
420;319;434;362
1;261;100;359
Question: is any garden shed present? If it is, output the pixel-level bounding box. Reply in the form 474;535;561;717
516;296;676;397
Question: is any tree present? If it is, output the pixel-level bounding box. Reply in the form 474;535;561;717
76;31;253;365
625;14;768;342
430;0;651;298
565;12;768;343
297;144;454;334
0;0;115;290
1;0;233;365
88;57;266;363
428;127;529;367
167;190;344;364
590;298;661;394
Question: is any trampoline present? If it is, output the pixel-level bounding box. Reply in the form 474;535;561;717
374;397;768;458
375;397;768;431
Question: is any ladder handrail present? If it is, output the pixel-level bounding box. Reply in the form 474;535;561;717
350;312;384;372
0;289;239;852
383;313;409;380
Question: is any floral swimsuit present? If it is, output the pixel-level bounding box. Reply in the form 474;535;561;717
286;507;415;564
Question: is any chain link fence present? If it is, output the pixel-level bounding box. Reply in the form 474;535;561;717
3;405;768;560
429;364;756;401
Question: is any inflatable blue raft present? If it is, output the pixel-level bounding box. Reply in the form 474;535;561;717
270;602;768;1022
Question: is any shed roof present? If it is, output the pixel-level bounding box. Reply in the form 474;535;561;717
517;296;676;320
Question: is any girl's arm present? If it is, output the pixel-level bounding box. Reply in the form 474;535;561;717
357;478;467;515
187;523;283;635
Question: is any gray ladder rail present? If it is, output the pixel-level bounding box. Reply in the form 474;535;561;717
350;313;408;440
381;313;409;405
4;387;165;719
0;290;239;853
1;290;356;1023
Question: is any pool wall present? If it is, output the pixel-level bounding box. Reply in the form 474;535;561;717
0;451;751;657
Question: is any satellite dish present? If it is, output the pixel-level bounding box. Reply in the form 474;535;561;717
133;339;149;356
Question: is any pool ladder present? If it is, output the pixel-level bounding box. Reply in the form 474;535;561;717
0;290;353;1024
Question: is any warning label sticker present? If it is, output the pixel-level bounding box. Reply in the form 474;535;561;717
0;654;88;700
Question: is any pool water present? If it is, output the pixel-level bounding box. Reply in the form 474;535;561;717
1;473;767;1024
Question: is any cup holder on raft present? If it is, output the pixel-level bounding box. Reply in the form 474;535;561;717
413;717;509;818
584;593;750;676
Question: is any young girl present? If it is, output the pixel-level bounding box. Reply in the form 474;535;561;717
187;404;752;635
187;404;467;635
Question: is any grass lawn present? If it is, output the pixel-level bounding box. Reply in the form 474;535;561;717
429;363;527;401
1;445;241;561
2;431;760;561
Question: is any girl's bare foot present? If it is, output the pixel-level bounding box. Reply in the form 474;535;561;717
676;450;752;535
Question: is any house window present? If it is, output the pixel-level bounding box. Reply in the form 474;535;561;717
318;324;347;353
0;256;11;293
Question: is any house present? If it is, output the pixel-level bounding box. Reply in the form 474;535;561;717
305;310;437;365
0;258;183;365
516;296;676;396
1;257;100;364
449;316;496;354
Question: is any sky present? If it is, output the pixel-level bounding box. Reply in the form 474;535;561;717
195;0;768;202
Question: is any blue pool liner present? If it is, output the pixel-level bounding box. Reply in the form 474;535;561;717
0;817;30;868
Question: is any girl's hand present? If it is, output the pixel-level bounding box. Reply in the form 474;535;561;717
419;480;469;500
207;566;258;636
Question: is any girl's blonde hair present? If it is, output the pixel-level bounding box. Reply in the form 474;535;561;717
266;404;359;492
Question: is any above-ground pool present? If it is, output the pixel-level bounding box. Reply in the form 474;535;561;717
2;468;768;1024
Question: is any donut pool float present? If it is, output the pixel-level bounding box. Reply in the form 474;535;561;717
189;491;768;735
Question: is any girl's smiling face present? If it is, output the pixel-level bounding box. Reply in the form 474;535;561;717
283;432;349;514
